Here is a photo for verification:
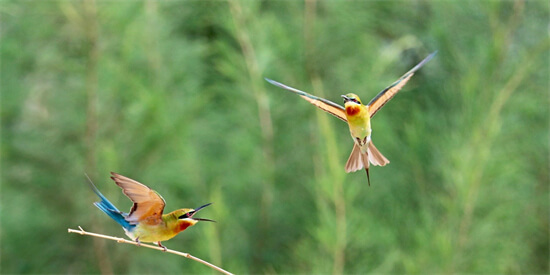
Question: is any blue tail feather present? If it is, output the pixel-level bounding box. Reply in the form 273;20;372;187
85;174;134;230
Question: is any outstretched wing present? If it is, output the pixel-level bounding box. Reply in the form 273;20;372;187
367;52;437;118
110;172;166;225
265;78;348;122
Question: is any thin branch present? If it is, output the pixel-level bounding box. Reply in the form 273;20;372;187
68;226;234;275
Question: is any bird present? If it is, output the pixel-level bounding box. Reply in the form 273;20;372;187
86;172;214;250
265;52;436;185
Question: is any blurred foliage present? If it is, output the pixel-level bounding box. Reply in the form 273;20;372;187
1;0;548;274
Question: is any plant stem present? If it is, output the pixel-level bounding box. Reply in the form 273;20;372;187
68;227;234;275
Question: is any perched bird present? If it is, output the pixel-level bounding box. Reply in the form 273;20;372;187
265;52;436;185
86;172;214;250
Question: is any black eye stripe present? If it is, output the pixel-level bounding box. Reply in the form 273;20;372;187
343;96;360;104
178;210;196;219
178;213;190;219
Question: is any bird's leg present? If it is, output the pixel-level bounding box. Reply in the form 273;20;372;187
157;241;167;252
134;237;141;246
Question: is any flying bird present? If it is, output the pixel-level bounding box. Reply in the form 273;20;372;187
86;172;214;250
265;52;436;185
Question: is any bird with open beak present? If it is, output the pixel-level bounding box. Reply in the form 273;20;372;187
87;172;214;250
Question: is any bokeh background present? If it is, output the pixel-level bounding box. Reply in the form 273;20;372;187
2;0;548;274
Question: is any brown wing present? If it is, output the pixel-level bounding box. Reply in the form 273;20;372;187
367;52;436;118
110;172;166;225
265;78;348;122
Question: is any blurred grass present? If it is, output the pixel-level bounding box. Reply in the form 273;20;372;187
1;0;548;274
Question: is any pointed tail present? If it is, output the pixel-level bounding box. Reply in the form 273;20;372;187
345;144;371;185
85;174;133;230
345;141;390;185
361;151;371;186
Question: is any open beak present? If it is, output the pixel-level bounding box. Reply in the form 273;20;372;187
189;203;215;222
341;95;351;102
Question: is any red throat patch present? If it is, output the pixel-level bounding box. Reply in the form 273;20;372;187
345;106;361;116
178;221;192;232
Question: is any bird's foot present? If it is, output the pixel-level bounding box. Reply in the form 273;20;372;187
157;242;167;252
135;238;141;247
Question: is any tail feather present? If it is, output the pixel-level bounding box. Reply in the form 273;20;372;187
345;144;371;185
361;151;371;186
85;174;133;230
345;144;364;173
367;142;390;166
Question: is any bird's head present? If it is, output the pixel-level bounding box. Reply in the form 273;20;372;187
175;203;215;226
341;93;363;105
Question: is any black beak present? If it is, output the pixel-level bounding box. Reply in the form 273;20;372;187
189;203;215;222
193;217;216;222
193;203;212;212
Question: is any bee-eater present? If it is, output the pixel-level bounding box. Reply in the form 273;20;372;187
86;172;214;250
265;52;436;185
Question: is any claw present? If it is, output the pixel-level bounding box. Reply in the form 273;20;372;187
135;237;141;246
157;241;167;252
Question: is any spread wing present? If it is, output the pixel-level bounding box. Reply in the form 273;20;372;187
367;51;437;118
110;172;166;225
265;78;348;122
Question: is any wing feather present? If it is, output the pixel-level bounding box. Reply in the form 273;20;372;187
367;52;436;118
265;78;347;122
110;172;166;225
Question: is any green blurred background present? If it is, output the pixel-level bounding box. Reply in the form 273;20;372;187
1;0;548;274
